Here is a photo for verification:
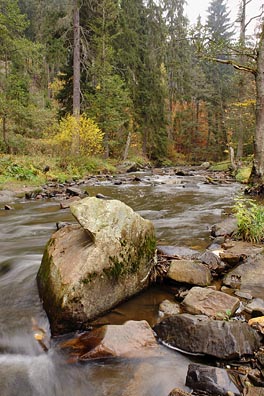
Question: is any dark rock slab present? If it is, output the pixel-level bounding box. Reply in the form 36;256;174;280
198;250;224;273
154;314;261;359
186;363;241;396
66;186;83;196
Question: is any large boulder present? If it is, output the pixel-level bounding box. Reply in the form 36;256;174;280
154;314;261;359
182;286;240;318
37;197;156;335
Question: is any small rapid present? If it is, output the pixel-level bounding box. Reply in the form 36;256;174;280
0;171;240;395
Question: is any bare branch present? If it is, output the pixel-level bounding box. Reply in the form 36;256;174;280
245;9;264;30
206;56;257;75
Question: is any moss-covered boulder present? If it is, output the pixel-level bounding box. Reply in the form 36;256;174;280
37;197;156;335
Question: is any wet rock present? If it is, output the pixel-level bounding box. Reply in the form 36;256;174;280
126;162;141;173
168;389;192;396
159;300;181;318
245;298;264;315
37;197;156;335
62;320;157;360
219;241;262;267
234;290;253;300
66;186;83;196
60;196;81;209
223;253;264;298
211;217;237;237
185;363;241;396
4;204;13;210
96;193;111;200
198;250;225;273
56;222;72;230
167;260;211;286
182;287;240;318
154;314;261;359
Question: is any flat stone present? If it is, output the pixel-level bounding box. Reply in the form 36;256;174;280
154;314;261;359
167;260;211;286
234;291;253;300
186;363;240;396
66;186;83;196
245;387;264;396
182;287;240;318
245;298;264;315
159;300;181;318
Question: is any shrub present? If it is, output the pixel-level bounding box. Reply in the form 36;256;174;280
51;114;104;157
234;196;264;243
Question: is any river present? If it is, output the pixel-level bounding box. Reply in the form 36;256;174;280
0;170;240;396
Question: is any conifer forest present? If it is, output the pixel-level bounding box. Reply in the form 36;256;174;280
0;0;264;182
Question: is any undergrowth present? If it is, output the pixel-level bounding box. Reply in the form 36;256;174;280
234;196;264;243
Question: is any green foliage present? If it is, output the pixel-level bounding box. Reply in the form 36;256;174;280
234;197;264;243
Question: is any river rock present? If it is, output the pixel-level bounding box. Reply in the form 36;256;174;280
65;186;83;196
154;314;261;359
182;287;240;318
211;217;237;237
198;250;224;273
219;241;263;266
246;298;264;315
223;253;264;298
62;320;157;360
37;197;156;335
245;387;264;396
185;363;241;396
60;196;81;209
159;300;181;318
167;260;211;286
168;389;191;396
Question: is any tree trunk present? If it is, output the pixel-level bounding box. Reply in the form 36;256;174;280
72;0;80;155
249;23;264;184
236;0;247;161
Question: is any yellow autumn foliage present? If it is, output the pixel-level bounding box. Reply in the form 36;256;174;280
52;114;104;156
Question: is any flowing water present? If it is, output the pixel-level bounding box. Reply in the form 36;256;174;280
0;171;241;396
